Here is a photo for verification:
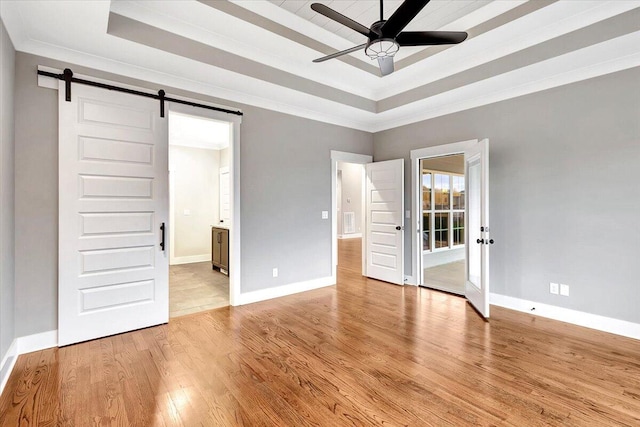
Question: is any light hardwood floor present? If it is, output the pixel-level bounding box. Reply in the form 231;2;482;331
337;237;362;273
169;261;229;318
2;243;640;425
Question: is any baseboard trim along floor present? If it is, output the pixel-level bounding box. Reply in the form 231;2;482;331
490;293;640;340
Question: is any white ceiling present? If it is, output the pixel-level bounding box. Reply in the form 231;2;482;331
268;0;492;45
1;0;639;132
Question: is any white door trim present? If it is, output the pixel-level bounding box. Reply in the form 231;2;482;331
40;66;243;310
410;140;477;286
330;151;372;282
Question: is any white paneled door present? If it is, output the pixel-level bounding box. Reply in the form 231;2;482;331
365;159;404;285
465;139;490;318
58;82;169;346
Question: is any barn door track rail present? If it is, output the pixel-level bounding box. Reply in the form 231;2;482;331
37;68;243;118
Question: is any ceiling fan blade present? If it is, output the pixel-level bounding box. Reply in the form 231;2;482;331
313;44;367;63
380;0;431;38
396;31;468;46
378;56;395;76
311;3;371;37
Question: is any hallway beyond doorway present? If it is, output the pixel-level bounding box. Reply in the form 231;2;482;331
338;237;362;273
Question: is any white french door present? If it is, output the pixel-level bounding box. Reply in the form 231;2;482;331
465;139;490;318
365;159;404;285
58;82;169;346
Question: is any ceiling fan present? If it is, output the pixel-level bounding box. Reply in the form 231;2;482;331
311;0;468;76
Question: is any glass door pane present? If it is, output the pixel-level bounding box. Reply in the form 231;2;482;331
467;159;481;289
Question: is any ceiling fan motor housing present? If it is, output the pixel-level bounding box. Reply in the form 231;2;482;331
365;20;400;59
369;20;386;38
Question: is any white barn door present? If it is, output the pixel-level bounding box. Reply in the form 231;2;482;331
58;82;169;346
365;159;404;285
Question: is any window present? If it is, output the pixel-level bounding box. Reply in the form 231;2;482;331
422;173;431;251
434;173;449;210
421;164;465;252
453;212;465;246
434;212;449;248
452;175;465;210
422;173;431;210
423;213;430;251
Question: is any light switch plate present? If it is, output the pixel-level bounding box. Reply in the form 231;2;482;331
560;284;569;296
183;209;191;216
321;211;329;219
550;282;559;295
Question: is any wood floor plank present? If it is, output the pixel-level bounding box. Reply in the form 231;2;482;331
2;238;640;426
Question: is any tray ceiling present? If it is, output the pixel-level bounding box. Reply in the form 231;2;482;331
1;0;639;131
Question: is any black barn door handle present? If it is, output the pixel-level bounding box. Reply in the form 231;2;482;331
160;222;166;251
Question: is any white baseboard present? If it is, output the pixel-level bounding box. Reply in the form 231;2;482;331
0;329;58;395
18;330;58;354
490;293;640;341
0;339;18;395
404;275;417;286
170;254;211;265
238;276;335;306
338;233;362;239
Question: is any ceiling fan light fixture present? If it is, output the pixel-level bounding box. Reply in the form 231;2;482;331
365;38;399;59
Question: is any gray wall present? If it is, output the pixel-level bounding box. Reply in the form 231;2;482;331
13;52;373;336
0;19;16;364
240;109;371;291
374;67;640;324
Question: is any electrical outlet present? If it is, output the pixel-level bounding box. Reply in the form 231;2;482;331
321;211;328;219
560;284;569;296
550;282;559;295
272;268;278;278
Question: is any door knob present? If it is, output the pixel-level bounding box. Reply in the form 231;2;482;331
476;238;484;244
489;239;494;244
395;226;402;230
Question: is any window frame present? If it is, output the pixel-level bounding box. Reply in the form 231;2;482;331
421;169;465;253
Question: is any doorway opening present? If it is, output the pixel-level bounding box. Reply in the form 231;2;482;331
411;139;490;318
337;162;365;273
330;151;372;281
168;111;231;317
420;154;465;295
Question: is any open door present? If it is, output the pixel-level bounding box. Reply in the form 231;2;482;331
465;139;490;317
58;82;169;346
365;159;404;285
